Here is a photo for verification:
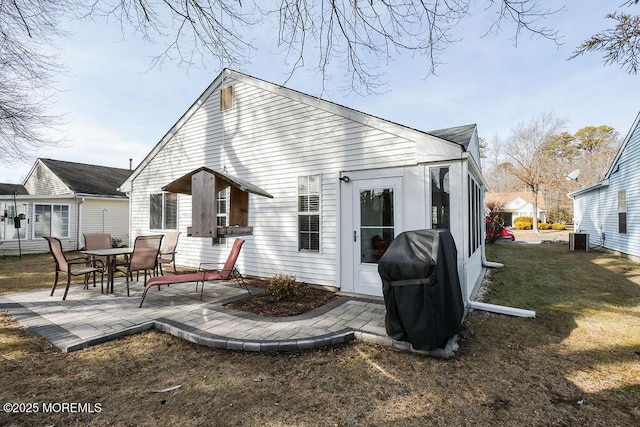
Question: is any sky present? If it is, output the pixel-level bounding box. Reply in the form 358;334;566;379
2;1;640;183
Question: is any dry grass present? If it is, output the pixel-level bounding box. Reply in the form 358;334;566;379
1;243;639;426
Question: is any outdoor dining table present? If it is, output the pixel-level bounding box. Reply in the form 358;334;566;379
82;247;133;294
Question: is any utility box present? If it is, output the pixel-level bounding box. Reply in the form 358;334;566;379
569;232;589;252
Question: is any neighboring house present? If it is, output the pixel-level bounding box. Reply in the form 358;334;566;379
119;69;491;303
0;158;132;255
485;192;547;226
569;111;640;261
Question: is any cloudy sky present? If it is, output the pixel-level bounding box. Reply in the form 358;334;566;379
3;1;639;183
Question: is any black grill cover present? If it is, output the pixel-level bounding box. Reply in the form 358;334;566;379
378;229;464;351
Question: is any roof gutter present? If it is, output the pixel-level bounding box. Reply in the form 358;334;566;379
567;179;609;198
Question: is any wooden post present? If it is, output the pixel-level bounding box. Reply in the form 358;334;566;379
191;170;217;238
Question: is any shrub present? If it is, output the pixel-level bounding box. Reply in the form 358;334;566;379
266;274;300;302
514;216;533;230
538;223;551;230
552;223;566;230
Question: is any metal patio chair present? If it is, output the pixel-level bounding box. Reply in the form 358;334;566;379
139;238;248;307
116;234;163;296
157;231;181;275
44;236;104;300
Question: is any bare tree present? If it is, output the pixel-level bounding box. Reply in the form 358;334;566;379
0;0;66;164
504;113;567;233
0;1;635;168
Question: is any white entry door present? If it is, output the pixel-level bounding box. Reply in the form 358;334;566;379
352;177;403;296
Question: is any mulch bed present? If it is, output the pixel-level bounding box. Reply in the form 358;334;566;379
226;278;339;317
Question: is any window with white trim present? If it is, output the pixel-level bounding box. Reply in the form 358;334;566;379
298;175;320;251
468;175;483;256
431;167;450;229
215;187;230;244
33;204;70;238
618;190;627;234
1;202;27;240
150;193;177;230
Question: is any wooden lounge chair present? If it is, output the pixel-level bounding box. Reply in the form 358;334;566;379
139;238;249;308
44;236;104;300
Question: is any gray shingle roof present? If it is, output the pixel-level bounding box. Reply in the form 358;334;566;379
40;159;133;196
427;124;477;149
0;183;28;195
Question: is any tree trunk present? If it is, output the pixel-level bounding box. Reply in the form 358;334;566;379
532;188;539;233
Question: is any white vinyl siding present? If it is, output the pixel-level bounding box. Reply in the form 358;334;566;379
125;74;474;288
80;199;130;247
573;113;640;257
23;162;71;194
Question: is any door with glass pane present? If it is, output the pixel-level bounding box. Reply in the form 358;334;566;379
353;177;402;296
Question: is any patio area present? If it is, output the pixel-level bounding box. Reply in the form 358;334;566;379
0;278;453;356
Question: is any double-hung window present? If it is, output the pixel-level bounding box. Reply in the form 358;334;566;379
618;190;627;234
150;193;177;230
298;175;320;252
33;204;70;238
215;187;230;244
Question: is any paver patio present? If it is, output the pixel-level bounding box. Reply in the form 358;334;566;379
0;278;458;357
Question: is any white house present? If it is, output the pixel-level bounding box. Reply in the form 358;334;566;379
119;69;492;304
485;192;547;226
569;111;640;261
0;159;132;255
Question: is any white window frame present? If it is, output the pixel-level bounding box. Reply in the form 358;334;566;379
618;190;627;234
0;202;28;241
429;165;451;229
215;187;230;244
297;175;321;252
150;193;178;231
32;203;71;239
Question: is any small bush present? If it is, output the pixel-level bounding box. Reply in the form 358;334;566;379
266;274;300;302
538;223;551;230
514;217;533;230
552;223;566;230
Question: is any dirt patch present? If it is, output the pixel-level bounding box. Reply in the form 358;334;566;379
226;278;339;317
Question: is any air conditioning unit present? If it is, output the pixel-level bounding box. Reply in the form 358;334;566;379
569;232;589;252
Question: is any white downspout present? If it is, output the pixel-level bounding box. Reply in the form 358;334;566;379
75;197;84;250
471;166;536;318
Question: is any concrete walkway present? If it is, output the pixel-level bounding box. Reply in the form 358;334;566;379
0;279;457;357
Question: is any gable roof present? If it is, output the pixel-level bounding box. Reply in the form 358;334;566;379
486;192;546;210
40;158;133;197
120;69;477;191
428;124;477;149
604;110;640;179
0;183;28;195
